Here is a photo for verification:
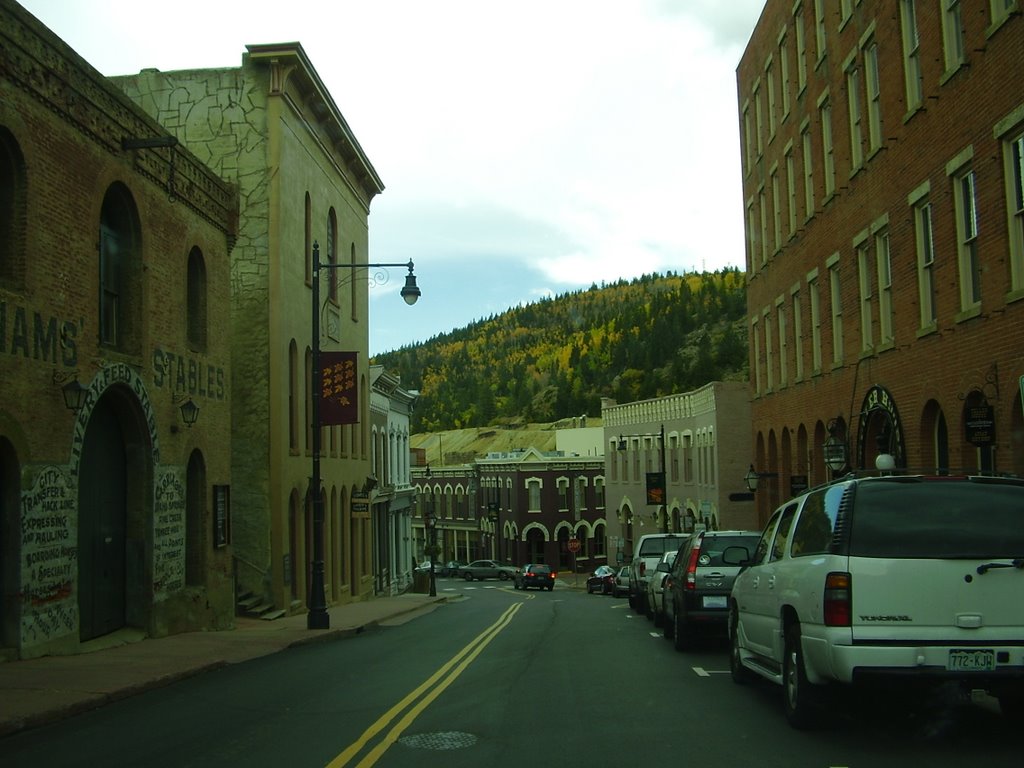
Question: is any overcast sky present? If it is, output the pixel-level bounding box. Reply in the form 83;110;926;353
20;0;766;355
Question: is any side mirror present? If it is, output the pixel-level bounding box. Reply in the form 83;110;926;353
722;545;752;566
656;561;671;573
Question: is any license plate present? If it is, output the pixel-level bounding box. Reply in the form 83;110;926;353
702;595;727;609
948;649;995;671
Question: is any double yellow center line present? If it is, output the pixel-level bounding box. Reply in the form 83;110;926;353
325;600;525;767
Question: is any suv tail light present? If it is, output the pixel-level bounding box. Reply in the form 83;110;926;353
823;572;852;627
639;562;646;578
550;572;557;579
685;546;701;590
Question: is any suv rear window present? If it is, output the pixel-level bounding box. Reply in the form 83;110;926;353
700;535;760;566
848;479;1024;558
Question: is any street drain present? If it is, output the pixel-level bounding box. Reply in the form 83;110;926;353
398;731;478;750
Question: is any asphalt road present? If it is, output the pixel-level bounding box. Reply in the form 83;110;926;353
1;579;1021;767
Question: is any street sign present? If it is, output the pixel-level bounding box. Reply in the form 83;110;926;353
568;539;581;553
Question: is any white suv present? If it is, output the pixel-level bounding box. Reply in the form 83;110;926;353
727;474;1024;728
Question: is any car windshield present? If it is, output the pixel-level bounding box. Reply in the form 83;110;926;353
849;479;1024;558
529;565;551;573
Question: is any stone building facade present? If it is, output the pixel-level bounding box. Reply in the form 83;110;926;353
113;44;388;612
739;1;1024;525
1;1;237;659
601;382;756;564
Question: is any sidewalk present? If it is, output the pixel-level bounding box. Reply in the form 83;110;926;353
0;593;448;739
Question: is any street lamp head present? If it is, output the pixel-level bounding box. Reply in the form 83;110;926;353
401;261;421;305
744;464;760;493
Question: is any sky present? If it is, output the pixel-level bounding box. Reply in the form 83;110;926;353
19;0;766;356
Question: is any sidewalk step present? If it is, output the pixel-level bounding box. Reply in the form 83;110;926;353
260;610;287;621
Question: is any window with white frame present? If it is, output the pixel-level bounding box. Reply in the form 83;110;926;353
941;0;965;75
785;142;797;236
819;93;836;199
779;29;791;119
754;79;764;157
792;286;805;382
743;101;753;173
746;196;757;271
752;317;762;394
814;0;827;63
767;56;777;140
802;119;815;217
771;165;782;253
900;0;924;112
764;308;775;391
909;181;937;330
846;55;863;171
864;40;882;154
558;478;569;511
875;226;893;346
1003;126;1024;294
795;4;808;93
828;254;844;365
527;479;541;512
991;0;1016;26
856;235;874;352
759;187;769;265
777;297;788;386
952;164;981;311
808;269;822;372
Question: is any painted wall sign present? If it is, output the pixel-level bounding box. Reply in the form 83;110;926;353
0;300;80;367
965;405;995;446
152;347;226;400
153;469;186;598
19;466;77;646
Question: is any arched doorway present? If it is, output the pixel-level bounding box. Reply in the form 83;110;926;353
77;394;127;641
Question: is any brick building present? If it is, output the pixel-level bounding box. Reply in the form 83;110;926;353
601;383;756;565
1;1;237;659
113;44;391;614
738;2;1024;525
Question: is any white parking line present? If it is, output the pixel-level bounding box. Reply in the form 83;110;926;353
692;667;730;676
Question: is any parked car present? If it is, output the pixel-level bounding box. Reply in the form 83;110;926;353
628;533;684;615
462;559;517;581
586;565;617;594
515;563;556;591
645;550;677;625
663;529;760;650
440;560;466;577
612;566;631;598
727;474;1024;729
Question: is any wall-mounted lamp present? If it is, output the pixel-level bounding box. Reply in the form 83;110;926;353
179;398;200;427
61;379;87;411
744;464;778;493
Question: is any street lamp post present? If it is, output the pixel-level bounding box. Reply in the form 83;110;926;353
308;241;420;629
618;425;668;533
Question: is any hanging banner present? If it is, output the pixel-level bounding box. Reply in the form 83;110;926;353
646;472;665;505
320;351;358;425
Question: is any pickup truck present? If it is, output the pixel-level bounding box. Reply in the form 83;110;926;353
628;533;683;615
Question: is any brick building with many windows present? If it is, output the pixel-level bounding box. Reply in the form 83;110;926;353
739;1;1024;525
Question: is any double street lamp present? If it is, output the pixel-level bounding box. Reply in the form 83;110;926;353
308;241;420;630
617;425;668;533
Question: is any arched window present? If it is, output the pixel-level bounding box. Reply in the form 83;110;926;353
0;127;27;288
327;208;338;303
99;184;141;351
186;246;207;350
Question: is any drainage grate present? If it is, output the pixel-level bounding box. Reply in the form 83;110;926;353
398;731;478;750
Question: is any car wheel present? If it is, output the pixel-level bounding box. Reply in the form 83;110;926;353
672;604;692;652
729;606;754;684
783;623;824;729
547;585;554;591
586;583;593;594
663;604;675;640
464;573;474;582
499;572;509;581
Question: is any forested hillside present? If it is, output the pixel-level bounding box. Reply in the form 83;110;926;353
373;270;748;433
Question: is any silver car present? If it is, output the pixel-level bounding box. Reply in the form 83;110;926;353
461;559;516;581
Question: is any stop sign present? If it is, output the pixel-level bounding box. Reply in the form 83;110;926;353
568;539;580;553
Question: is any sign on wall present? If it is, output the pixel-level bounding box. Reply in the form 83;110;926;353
320;351;358;425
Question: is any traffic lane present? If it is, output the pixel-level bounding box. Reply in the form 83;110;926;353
623;609;1024;768
0;594;527;768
